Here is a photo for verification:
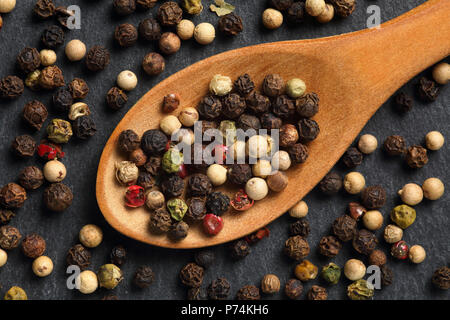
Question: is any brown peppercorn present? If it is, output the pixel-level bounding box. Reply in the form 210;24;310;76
0;183;27;209
298;118;320;143
142;52;165;76
16;47;41;74
261;274;280;294
236;285;260;300
260;112;282;130
285;279;303;300
113;0;136;15
137;0;158;10
136;172;155;189
228;164;252;185
139;18;161;41
231;239;251;259
0;75;24;99
186;197;207;221
180;262;204;288
263;74;284;97
129;148;147;167
106;87;128;110
73;115;97;140
158;1;183;26
162;93;180;113
284;235;310;261
0;226;22;250
246;91;270;114
272;95;295;119
318;235;342;257
187;287;208;300
110;245;127;266
341;147;363;168
417;77;440;102
197;95;222;120
159;32;181;55
330;0;356;18
286;1;305;25
0;209;15;225
432;266;450;290
86;46;110;72
279;124;299;147
368;249;387;266
41;25;65;48
118;129;140;153
353;229;378;255
170;221;189;240
21;233;46;258
236;114;261;131
18;166;44;190
288;143;309;164
150;207;173;233
38;65;65;90
361;185;386;209
188;174;212;197
68;78;89;100
34;0;56;19
405;145;428;169
296;92;319;118
43;183;73;212
194;250;215;269
290;219;310;237
218;13;243;36
319;172;342;194
380;265;394;287
11;135;36;158
55;6;75;28
234;74;255;96
332;214;356;242
66;244;91;270
395;92;413;112
115;23;138;47
52;88;73;112
348;202;367;220
133;266;155;288
22;100;48;131
307;285;328;300
383;135;406;156
222;93;246;119
271;0;293;11
144;156;161;175
208;278;231;300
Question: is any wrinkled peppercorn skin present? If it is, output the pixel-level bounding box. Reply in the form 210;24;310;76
296;93;319;118
39;66;65;90
208;278;231;300
271;0;293;11
0;76;24;99
0;183;27;209
222;93;246;119
139;18;161;41
395;92;413;112
170;221;189;240
55;6;74;28
144;156;161;175
118;130;140;153
332;215;356;241
137;0;158;10
114;0;136;15
284;235;310;260
43;183;73;212
231;239;251;259
272;95;295;119
0;209;15;225
0;226;22;250
361;185;386;209
290;219;310;237
206;192;230;216
188;174;212;197
150;207;173;233
18;166;44;190
432;266;450;290
17;47;41;74
246;91;271;114
180;263;204;288
285;279;303;300
353;229;378;255
23;100;48;131
288;143;309;164
286;1;305;25
198;95;222;120
330;0;356;17
263;74;284;97
341;147;363;168
134;266;155;288
418;77;440;102
186;197;207;221
279;124;299;147
195;249;215;268
53;88;73;112
236;285;260;300
228;164;252;185
73;116;97;139
21;233;46;258
298;118;320;142
383;135;406;156
141;129;168;156
11;135;36;158
319;172;342;194
406;145;428;169
161;174;184;198
236;114;261;131
260;112;282;130
115;23;138;47
34;0;56;19
158;2;183;26
187;287;208;300
86;46;110;71
380;265;394;287
41;25;65;48
307;285;328;300
218;13;243;36
107;87;128;110
318;235;342;257
68;78;89;100
234;74;255;96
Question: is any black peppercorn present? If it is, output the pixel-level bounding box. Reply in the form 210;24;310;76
405;145;428;169
218;13;244;36
380;265;394;287
188;174;212;197
39;65;65;90
113;0;136;15
106;87;128;110
187;287;208;300
319;172;343;194
23;100;48;131
246;91;271;114
161;174;185;198
142;52;165;76
236;114;261;131
150;207;173;233
170;221;189;240
18;166;44;190
137;0;158;10
53;88;73;113
41;25;65;48
0;75;24;99
144;156;162;175
288;143;309;164
318;235;342;257
271;0;293;11
118;129;140;153
0;226;22;250
22;233;46;259
0;183;27;209
16;47;41;74
86;46;110;72
68;78;89;100
234;74;255;96
110;245;127;266
43;183;73;212
34;0;56;19
141;129;169;155
296;93;319;118
352;229;378;255
361;185;386;209
133;266;155;288
197;95;222;120
136;172;154;190
285;279;303;300
11;135;36;158
231;239;251;259
227;164;252;185
417;77;440;102
194;249;215;268
180;262;204;288
332;215;356;242
139;18;161;41
272;95;295;119
263;74;284;97
290;219;310;237
222;93;246;119
157;1;183;26
115;23;138;47
73;116;97;139
431;266;450;290
186;197;207;221
236;285;260;300
298;118;320;143
284;235;310;260
330;0;356;17
383;135;406;156
341;147;363;168
307;285;327;300
208;278;231;300
0;209;15;225
55;6;75;29
286;1;305;25
394;92;413;112
67;244;91;270
260;112;282;130
206;192;230;216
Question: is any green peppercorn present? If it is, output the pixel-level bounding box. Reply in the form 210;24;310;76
97;264;123;290
162;148;183;174
347;279;374;300
321;262;341;285
47;119;73;144
182;0;203;15
167;198;188;221
25;70;41;91
219;120;237;144
4;286;28;300
390;204;416;229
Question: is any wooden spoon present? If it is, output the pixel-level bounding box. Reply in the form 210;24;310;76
97;0;450;249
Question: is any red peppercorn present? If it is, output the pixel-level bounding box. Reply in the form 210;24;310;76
391;240;409;260
203;214;224;235
37;140;65;160
245;227;270;245
125;185;146;208
178;164;188;179
231;190;254;211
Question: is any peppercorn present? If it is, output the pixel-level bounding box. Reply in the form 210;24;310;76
361;185;386;209
11;135;35;158
186;174;211;197
56;6;75;29
101;294;119;300
142;158;160;177
166;198;187;221
224;164;251;187
347;279;374;300
128;149;147;168
298;118;320;143
86;46;110;72
41;25;64;49
278;124;298;147
288;143;309;164
34;0;55;19
383;135;406;156
66;244;91;270
158;1;182;26
368;249;387;266
113;23;138;48
294;260;318;281
380;265;394;287
262;74;283;97
432;62;450;85
289;219;310;237
113;0;136;15
117;130;140;154
0;209;15;225
196;97;221;121
51;88;72;113
137;0;157;10
384;224;403;244
319;235;342;257
330;0;356;18
208;278;230;300
18;166;44;190
218;12;243;36
186;197;207;221
161;174;184;198
4;286;27;300
307;285;327;300
133;265;155;289
406;145;428;169
349;202;367;220
296;92;319;118
105;87;127;111
432;267;450;290
203;214;224;235
185;286;207;300
316;3;334;23
230;239;250;259
141;129;168;156
182;0;203;14
260;113;282;131
425;131;444;151
67;78;89;100
344;259;366;280
43;183;73;211
37;140;65;161
47;119;72;144
137;19;161;43
271;0;293;11
261;274;280;294
284;235;310;261
24;70;41;91
221;93;246;119
159;32;181;55
21;233;46;259
391;240;409;260
344;172;366;194
193;250;214;269
422;177;445;200
285;279;303;300
0;248;7;267
205;191;229;216
244;92;269;114
236;285;260;300
180;262;204;288
390;204;416;229
417;77;440;102
162;148;184;174
332;214;356;242
0;75;23;99
142;52;165;76
341;147;363;168
236;114;260;132
73;116;97;140
286;1;305;24
0;226;21;250
16;47;41;74
321;262;341;285
352;229;377;255
363;210;384;231
39;65;65;90
22;100;47;131
98;264;123;289
272;95;295;119
110;245;127;266
77;270;98;294
319;172;342;194
0;183;27;209
149;207;172;233
395;92;413;112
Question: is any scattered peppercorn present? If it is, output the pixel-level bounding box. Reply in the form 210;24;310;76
73;116;97;139
341;147;363;168
347;279;374;300
52;88;72;113
231;239;251;259
113;0;136;15
34;0;55;19
383;135;406;156
68;78;89;100
286;1;305;24
98;264;123;289
222;93;246;119
39;65;65;90
159;32;181;55
158;1;183;26
0;225;21;250
16;47;41;74
110;245;127;266
0;75;24;99
284;235;310;260
187;287;208;300
133;266;155;288
285;279;303;300
405;145;428;169
289;219;310;237
142;52;165;76
47;119;72;144
18;166;44;190
41;25;65;49
368;249;387;266
332;214;356;241
417;77;440;102
194;249;215;268
321;262;341;285
330;0;356;18
391;240;409;260
22;100;48;131
180;262;204;288
115;23;138;47
21;233;46;259
361;185;386;209
0;183;27;208
66;244;91;270
208;278;230;300
432;266;450;290
318;235;342;257
0;209;15;225
308;285;328;300
319;172;343;194
43;183;73;211
11;134;36;158
295;259;318;281
352;229;378;255
380;265;394;287
395;92;413;112
236;285;260;300
218;13;243;36
85;46;110;71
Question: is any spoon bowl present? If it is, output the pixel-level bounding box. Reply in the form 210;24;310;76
97;0;450;248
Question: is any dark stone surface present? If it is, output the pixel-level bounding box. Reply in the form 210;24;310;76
0;0;448;300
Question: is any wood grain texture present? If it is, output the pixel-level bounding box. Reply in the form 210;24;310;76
96;0;450;249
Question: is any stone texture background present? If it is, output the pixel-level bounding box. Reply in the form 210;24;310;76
0;0;448;300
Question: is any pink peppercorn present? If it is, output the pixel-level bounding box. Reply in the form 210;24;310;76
203;214;224;235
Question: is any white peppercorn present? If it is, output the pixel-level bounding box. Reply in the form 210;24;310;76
316;3;334;23
174;128;195;145
0;0;15;13
289;200;308;218
422;177;444;200
362;210;384;231
79;224;103;248
245;177;269;201
408;245;426;264
358;134;378;154
0;248;7;267
65;39;87;62
207;164;227;186
384;224;403;243
343;172;366;194
271;150;291;171
305;0;326;17
40;49;57;66
115;161;139;185
194;23;215;45
178;107;199;127
117;70;138;91
398;183;423;206
262;8;283;29
246;135;269;159
431;62;450;85
252;160;272;178
233;140;247;161
160;115;182;136
43;159;67;183
344;259;366;281
68;102;91;121
177;19;195;40
209;74;232;96
146;190;165;210
32;255;53;277
425;131;444;151
78;270;98;294
286;78;306;99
